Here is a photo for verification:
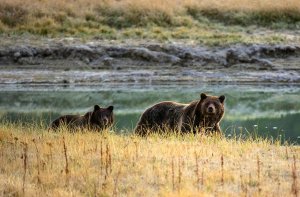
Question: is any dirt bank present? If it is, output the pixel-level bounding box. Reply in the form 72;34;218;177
0;39;299;84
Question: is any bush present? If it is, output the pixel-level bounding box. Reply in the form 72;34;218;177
95;4;174;28
186;6;300;28
0;3;28;27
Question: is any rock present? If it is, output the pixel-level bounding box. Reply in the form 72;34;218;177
0;43;300;76
13;52;21;59
17;57;40;65
103;57;114;67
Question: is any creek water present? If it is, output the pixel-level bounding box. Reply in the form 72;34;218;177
0;83;299;144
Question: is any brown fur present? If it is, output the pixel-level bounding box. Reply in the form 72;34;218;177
134;93;225;136
50;105;114;132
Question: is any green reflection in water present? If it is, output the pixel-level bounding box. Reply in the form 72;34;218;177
0;84;299;143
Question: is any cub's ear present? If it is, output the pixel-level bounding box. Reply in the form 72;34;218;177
219;95;225;103
107;106;114;111
200;93;207;100
94;105;101;111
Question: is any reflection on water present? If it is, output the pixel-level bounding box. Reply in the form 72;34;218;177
0;84;299;144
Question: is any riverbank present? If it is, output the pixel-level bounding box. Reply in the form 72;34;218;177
0;124;299;196
1;0;300;85
0;36;300;84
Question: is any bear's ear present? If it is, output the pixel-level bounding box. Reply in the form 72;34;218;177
107;106;114;112
219;95;225;103
200;93;207;100
94;105;101;111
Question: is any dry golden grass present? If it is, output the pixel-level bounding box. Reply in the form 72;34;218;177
0;123;299;196
1;0;300;38
2;0;300;14
186;0;300;11
1;0;300;45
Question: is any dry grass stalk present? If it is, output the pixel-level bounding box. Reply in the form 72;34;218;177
0;141;3;158
113;167;122;197
276;175;281;196
21;142;28;196
102;150;109;193
32;139;41;185
94;140;98;152
46;142;53;170
257;154;261;193
83;140;86;154
172;157;175;191
62;136;69;183
221;154;224;187
240;173;248;196
201;166;204;187
292;155;298;197
100;139;103;175
13;137;18;159
194;152;200;191
178;157;182;193
106;142;112;175
134;141;138;161
257;154;261;180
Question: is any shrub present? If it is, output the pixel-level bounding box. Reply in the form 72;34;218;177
0;3;28;27
95;3;174;28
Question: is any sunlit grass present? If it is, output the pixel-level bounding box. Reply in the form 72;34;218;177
0;0;300;45
0;122;299;196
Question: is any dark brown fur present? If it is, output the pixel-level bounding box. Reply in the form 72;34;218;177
134;93;225;136
50;105;114;131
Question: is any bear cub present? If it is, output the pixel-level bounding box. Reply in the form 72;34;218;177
50;105;114;131
135;93;225;136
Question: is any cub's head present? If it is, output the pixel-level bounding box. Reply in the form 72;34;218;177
198;93;225;120
90;105;114;129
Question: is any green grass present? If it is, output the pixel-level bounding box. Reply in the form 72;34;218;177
0;122;299;196
186;8;300;28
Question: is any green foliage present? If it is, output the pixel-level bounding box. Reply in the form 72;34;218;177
186;7;300;28
94;4;174;28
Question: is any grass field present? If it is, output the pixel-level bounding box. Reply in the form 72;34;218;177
0;123;299;196
1;0;300;45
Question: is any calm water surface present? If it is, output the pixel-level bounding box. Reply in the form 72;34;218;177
0;83;299;144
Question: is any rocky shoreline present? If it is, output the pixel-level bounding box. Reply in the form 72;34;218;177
0;41;300;84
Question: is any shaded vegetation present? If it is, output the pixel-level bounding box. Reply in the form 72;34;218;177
94;4;175;28
186;7;300;28
0;3;28;27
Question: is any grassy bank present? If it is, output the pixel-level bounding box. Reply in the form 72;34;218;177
1;0;300;45
0;123;299;196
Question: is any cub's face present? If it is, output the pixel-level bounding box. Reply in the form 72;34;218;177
199;93;225;119
91;105;114;129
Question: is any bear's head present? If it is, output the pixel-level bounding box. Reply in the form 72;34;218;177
198;93;225;121
90;105;114;130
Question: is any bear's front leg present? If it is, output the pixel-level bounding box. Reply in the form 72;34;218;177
213;124;222;134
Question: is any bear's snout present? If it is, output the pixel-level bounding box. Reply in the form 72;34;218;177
207;104;216;114
102;117;110;125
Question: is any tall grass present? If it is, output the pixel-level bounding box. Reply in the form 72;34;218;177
1;0;300;39
0;122;299;196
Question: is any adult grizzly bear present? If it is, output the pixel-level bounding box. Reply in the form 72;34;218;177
134;93;225;136
50;105;114;131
